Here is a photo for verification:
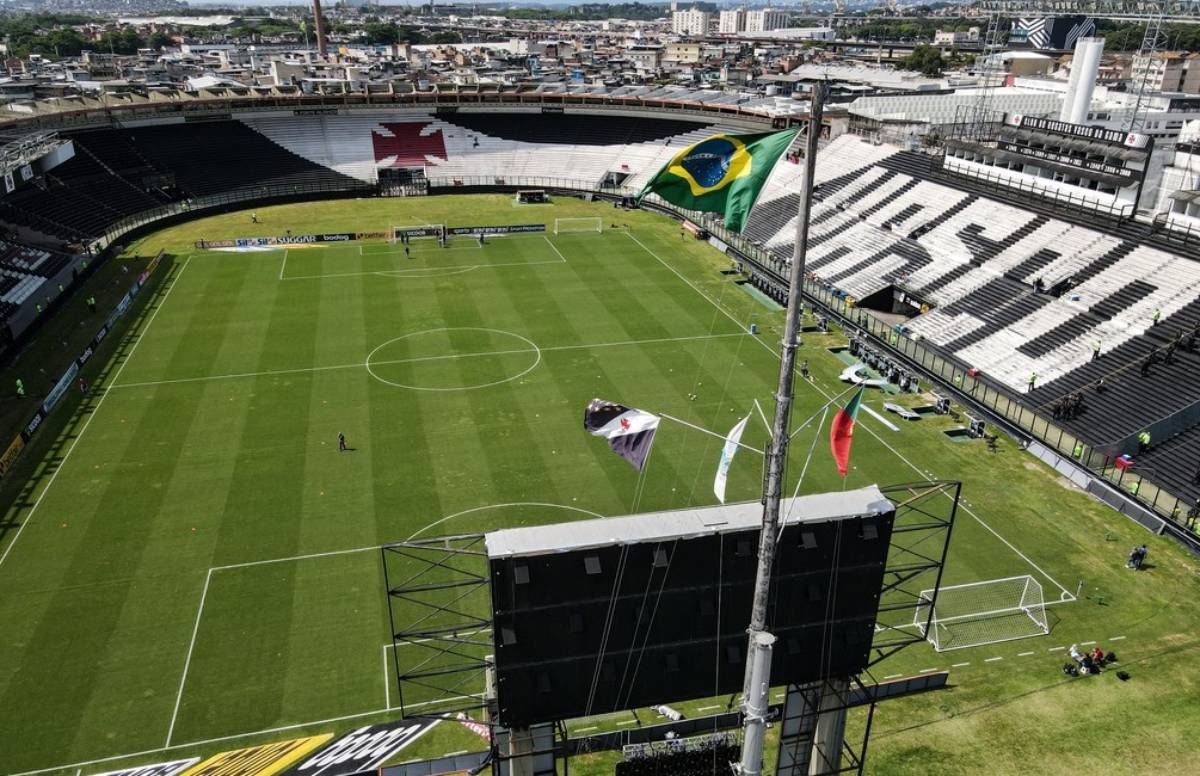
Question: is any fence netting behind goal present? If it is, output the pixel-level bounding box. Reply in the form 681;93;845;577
914;575;1049;652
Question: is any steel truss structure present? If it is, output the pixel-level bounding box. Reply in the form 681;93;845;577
381;479;958;774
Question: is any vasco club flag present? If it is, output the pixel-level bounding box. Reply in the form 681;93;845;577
584;398;661;471
637;129;797;232
829;387;865;478
713;414;750;504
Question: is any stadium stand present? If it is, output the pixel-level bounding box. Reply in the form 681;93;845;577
444;112;710;146
744;133;1200;464
6;113;1200;508
0;122;362;240
0;238;70;322
244;113;728;190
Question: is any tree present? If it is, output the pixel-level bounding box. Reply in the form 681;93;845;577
363;22;400;45
900;44;946;77
147;31;173;50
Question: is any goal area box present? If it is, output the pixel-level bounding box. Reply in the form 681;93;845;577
485;486;896;728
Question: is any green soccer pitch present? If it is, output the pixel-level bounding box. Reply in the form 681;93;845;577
0;195;1197;776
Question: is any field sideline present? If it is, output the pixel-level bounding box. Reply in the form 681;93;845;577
0;195;1196;775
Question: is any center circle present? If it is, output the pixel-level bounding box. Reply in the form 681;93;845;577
365;327;541;391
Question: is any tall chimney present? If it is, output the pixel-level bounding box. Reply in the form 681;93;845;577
1060;37;1104;125
312;0;327;58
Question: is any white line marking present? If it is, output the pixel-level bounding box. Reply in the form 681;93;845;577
386;629;491;649
623;232;1076;600
951;662;970;668
1110;636;1126;641
283;258;563;281
214;502;604;571
697;705;721;711
383;645;390;710
882;674;902;679
1048;646;1066;652
861;403;899;431
575;726;598;733
617;720;637;726
165;566;211;746
446;751;469;757
543;235;568;263
0;256;192;572
984;657;1004;662
278;248;288;280
1018;651;1035;657
1081;640;1096;646
107;332;745;391
918;668;937;673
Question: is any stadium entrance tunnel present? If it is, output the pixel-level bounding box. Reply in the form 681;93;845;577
854;285;931;321
365;327;541;391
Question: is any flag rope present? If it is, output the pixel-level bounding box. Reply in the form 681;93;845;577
658;413;763;454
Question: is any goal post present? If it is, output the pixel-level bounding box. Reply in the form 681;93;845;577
914;575;1049;652
391;224;445;243
553;217;602;235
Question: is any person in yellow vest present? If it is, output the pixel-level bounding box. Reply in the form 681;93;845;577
1027;372;1037;392
1092;339;1101;361
1152;308;1161;326
1137;429;1151;453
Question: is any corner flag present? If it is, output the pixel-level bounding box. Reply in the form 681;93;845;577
713;414;750;504
829;387;865;478
636;129;798;232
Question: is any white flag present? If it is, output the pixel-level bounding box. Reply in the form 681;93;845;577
714;414;750;504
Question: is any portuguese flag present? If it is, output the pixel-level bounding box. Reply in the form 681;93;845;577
830;387;865;478
636;129;798;232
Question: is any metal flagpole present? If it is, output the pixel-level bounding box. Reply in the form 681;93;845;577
738;81;829;776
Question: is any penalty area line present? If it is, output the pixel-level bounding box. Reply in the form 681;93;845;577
165;567;212;746
622;231;1075;601
0;256;193;572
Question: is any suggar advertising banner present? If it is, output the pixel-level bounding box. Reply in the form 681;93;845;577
283;720;436;776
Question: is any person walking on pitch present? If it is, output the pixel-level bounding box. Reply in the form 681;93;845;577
338;432;347;452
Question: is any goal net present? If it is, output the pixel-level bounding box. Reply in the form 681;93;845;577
554;217;602;235
391;224;444;243
914;575;1049;652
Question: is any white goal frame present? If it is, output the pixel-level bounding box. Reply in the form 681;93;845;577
390;223;445;243
914;574;1049;652
553;217;603;235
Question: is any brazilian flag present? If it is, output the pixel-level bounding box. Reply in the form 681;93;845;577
637;129;798;233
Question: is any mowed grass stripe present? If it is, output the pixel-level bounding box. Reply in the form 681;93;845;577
489;247;645;516
0;258;249;767
171;264;325;740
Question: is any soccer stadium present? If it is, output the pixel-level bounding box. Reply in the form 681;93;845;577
0;87;1198;776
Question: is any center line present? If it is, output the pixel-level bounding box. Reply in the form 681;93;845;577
107;332;746;390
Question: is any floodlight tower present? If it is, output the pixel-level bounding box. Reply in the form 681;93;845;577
1125;0;1167;131
965;12;1005;141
